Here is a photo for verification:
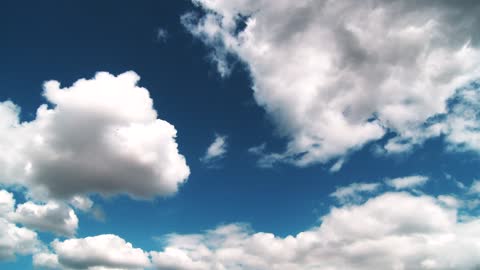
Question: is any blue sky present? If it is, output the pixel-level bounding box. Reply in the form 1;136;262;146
2;1;480;269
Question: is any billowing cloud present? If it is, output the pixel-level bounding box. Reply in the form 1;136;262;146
12;201;78;237
0;190;40;261
200;133;228;165
184;0;480;167
150;192;480;270
49;234;151;270
386;175;429;190
0;71;190;199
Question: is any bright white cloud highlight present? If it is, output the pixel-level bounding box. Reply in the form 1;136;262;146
201;134;228;165
386;175;429;190
0;71;190;199
184;0;480;167
150;192;480;270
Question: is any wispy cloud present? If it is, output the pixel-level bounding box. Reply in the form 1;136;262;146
386;175;429;190
201;134;228;167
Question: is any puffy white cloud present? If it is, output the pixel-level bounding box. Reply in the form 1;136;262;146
0;190;40;261
386;175;429;190
33;252;61;269
151;192;480;270
184;0;480;167
70;195;94;212
0;71;190;199
12;201;78;237
50;234;151;270
200;134;228;165
0;218;39;261
0;189;15;216
330;182;381;204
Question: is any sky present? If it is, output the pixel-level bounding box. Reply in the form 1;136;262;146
1;0;480;269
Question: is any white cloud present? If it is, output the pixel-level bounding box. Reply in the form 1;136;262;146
0;218;39;261
33;252;61;269
50;234;151;270
150;192;480;270
70;195;94;212
0;190;40;261
432;84;480;153
0;71;190;199
386;175;429;190
12;201;78;237
184;0;480;168
330;182;381;204
201;134;228;165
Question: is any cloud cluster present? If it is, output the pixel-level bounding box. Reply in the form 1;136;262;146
0;71;190;199
22;181;480;270
184;0;480;167
150;192;480;270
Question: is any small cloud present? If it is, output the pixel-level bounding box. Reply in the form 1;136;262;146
247;143;285;168
329;158;345;173
156;28;169;43
386;175;429;190
201;134;228;167
330;182;381;204
70;195;93;212
468;180;480;194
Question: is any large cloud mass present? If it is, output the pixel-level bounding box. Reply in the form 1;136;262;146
184;0;480;167
150;192;480;270
28;187;480;270
0;71;190;199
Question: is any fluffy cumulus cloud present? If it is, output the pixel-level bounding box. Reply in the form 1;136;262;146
36;234;151;270
184;0;480;167
0;190;40;261
0;71;190;199
200;133;228;166
150;192;480;270
11;201;78;237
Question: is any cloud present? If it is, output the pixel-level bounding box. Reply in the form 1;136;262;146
386;175;429;190
330;182;381;204
33;252;61;269
184;0;480;168
11;201;78;237
156;28;169;43
150;192;480;270
200;134;228;166
442;83;480;152
70;195;94;212
0;71;190;200
0;190;40;261
47;234;151;270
